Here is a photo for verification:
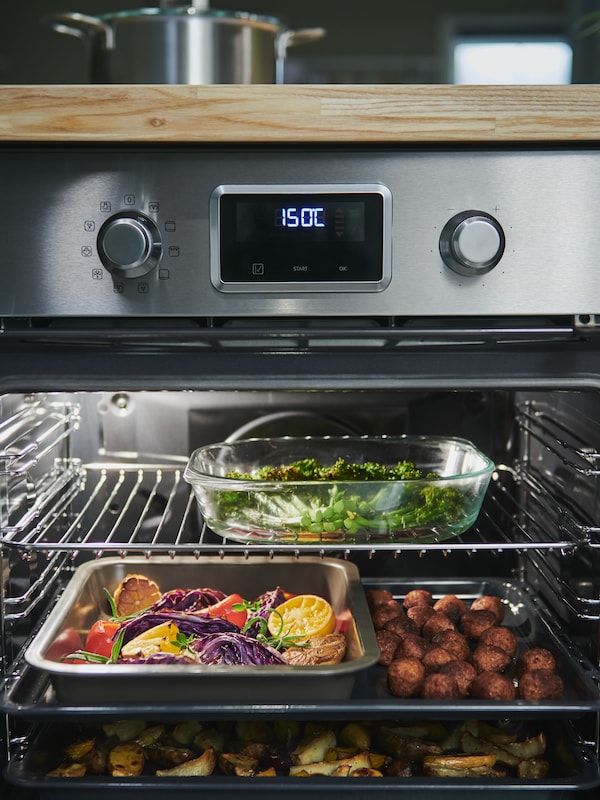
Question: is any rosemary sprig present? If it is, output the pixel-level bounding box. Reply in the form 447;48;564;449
241;611;309;651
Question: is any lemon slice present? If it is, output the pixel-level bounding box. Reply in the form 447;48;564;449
267;594;335;640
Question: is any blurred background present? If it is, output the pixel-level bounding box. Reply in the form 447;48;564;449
2;0;600;84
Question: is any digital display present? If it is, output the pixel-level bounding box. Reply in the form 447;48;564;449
235;197;366;243
211;185;391;292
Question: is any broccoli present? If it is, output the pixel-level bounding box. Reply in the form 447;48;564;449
219;457;467;539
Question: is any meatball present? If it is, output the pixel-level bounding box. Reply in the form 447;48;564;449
387;657;426;698
470;595;505;624
422;612;456;640
371;600;404;630
515;647;557;678
460;609;497;640
431;630;471;662
433;594;467;622
478;626;518;658
365;588;396;609
406;603;436;631
422;672;460;699
440;660;477;697
472;644;512;674
376;629;402;666
519;669;564;701
384;614;419;639
470;671;516;701
398;633;432;661
421;646;457;675
403;589;433;609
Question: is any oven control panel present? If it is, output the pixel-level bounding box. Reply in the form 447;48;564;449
0;145;599;317
211;184;392;293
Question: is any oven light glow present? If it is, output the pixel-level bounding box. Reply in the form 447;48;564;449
277;206;325;228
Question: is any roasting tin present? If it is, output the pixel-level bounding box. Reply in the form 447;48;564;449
24;556;378;704
5;718;600;799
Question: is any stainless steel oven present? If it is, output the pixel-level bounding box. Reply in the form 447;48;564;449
1;142;600;799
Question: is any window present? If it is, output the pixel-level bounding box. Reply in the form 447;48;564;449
453;39;572;84
443;14;572;85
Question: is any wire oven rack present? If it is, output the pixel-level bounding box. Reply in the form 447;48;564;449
1;396;599;616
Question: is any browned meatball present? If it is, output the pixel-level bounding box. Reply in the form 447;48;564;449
519;669;564;701
515;647;557;678
421;646;457;675
472;644;512;674
398;633;432;661
440;660;477;697
406;603;436;631
460;609;497;640
371;600;404;630
422;612;456;640
422;672;460;699
376;629;402;666
365;588;396;609
470;595;505;624
384;614;419;639
478;626;518;658
403;589;433;609
431;630;471;662
433;594;467;622
387;657;426;698
470;671;516;701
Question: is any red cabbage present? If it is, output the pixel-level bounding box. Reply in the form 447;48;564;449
150;587;226;613
244;586;287;638
190;632;288;665
119;611;236;644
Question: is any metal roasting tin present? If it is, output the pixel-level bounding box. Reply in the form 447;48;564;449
24;556;379;704
5;719;600;800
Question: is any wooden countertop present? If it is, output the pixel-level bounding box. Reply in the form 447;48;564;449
2;84;600;143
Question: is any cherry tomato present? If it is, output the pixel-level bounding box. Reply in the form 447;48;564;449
45;627;83;662
84;619;121;658
204;593;247;628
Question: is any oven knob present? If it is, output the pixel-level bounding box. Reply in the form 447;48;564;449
97;212;162;278
439;210;505;276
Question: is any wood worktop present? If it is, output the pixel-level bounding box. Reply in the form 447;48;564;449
1;84;600;143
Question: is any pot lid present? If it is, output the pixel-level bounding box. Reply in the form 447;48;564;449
97;6;284;31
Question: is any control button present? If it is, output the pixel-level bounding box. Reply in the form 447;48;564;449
97;211;162;279
439;210;505;276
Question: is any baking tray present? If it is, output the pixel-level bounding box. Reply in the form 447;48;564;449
5;718;599;799
361;578;600;716
24;556;378;704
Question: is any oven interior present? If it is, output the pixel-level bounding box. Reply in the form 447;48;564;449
1;382;600;798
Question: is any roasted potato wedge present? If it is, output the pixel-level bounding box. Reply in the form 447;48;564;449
107;742;145;777
155;747;216;777
289;751;371;776
290;729;337;766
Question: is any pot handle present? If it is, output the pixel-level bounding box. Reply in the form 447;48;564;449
275;27;326;83
42;12;114;50
276;27;326;59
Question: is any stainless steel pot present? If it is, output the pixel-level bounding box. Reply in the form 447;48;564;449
44;5;325;84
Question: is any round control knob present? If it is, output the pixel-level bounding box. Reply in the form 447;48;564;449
97;211;162;278
439;210;505;276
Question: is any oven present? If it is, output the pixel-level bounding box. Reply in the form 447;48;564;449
1;139;600;799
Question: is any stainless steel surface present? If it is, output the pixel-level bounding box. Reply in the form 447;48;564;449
24;556;377;704
43;9;325;84
3;146;600;317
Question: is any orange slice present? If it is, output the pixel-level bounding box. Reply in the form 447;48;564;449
267;594;336;640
